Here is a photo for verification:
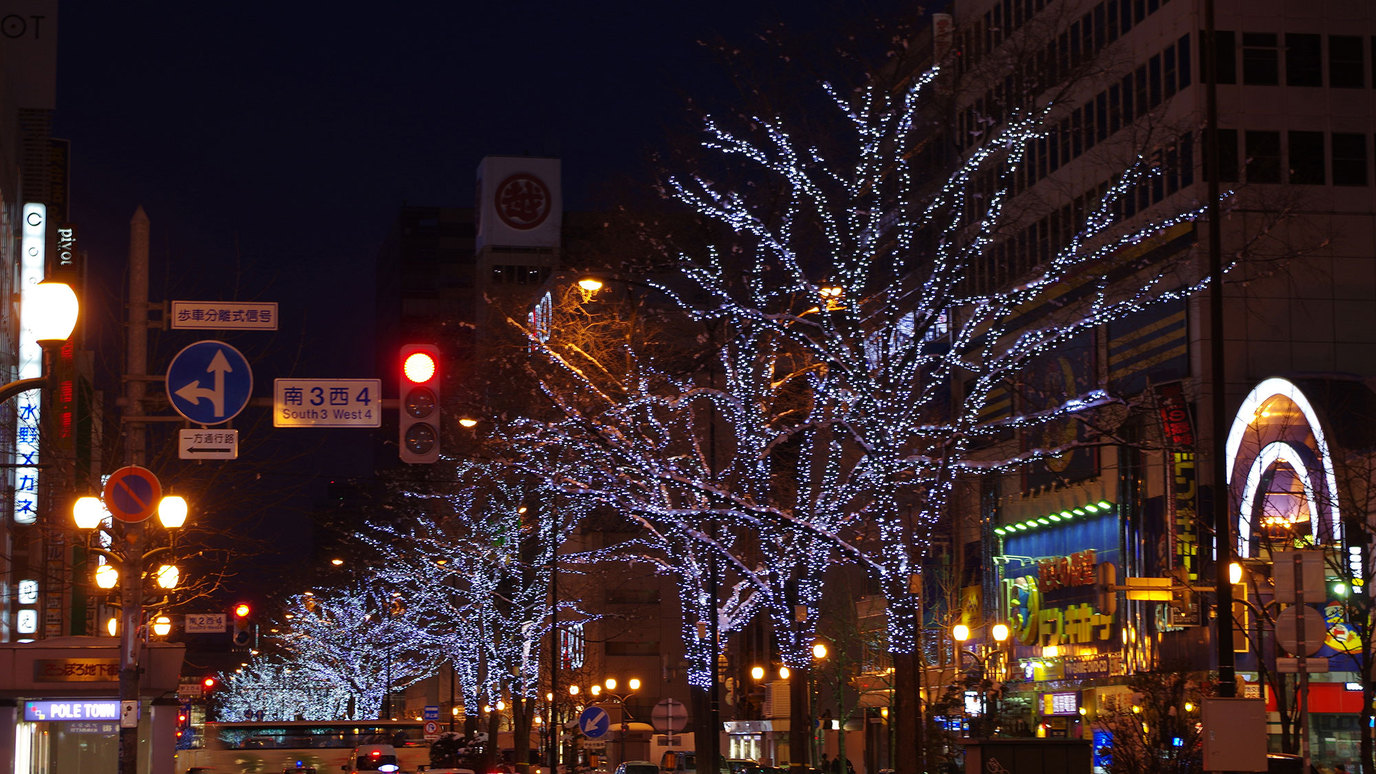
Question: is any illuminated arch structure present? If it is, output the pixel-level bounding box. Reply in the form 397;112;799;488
1225;377;1343;558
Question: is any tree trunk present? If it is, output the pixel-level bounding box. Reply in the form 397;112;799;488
514;695;531;765
891;650;920;774
1362;647;1373;774
789;661;811;771
485;710;501;773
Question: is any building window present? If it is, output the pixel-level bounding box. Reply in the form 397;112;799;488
1332;133;1369;186
1179;34;1193;89
1329;35;1365;88
1286;33;1322;86
1204;128;1239;183
1288;131;1325;184
1245;131;1282;183
491;264;549;285
1242;33;1279;86
1212;30;1237;84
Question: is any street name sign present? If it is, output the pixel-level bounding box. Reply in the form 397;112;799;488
423;706;439;720
179;429;238;460
274;379;382;428
166;341;253;425
171;301;278;330
185;613;227;633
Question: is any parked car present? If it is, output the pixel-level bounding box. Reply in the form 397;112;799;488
659;751;696;774
615;761;660;774
343;743;402;773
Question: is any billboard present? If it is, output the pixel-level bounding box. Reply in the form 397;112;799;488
476;156;561;250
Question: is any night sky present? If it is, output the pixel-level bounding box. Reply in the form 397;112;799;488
50;2;924;586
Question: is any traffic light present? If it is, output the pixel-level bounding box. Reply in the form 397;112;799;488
232;603;252;647
398;344;441;464
202;676;217;692
1095;561;1118;616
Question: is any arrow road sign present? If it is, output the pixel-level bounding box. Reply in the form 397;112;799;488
166;341;253;425
179;429;238;460
579;706;611;739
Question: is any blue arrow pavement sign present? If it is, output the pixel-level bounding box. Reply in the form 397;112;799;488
579;706;611;739
166;340;253;425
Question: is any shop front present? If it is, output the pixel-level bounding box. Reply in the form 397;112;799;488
0;636;186;774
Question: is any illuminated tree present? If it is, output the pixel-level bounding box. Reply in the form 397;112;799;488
361;460;587;768
276;584;435;720
215;654;348;722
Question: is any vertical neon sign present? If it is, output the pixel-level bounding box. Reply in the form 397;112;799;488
15;203;46;525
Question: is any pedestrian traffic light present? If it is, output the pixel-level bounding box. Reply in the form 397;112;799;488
232;603;252;647
202;676;217;691
399;344;441;464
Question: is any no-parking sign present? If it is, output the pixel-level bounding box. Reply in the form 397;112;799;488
102;466;162;523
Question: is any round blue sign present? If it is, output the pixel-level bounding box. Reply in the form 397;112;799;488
166;340;253;425
578;706;611;739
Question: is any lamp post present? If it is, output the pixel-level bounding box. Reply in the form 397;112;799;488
74;488;189;774
951;622;1010;738
594;677;641;768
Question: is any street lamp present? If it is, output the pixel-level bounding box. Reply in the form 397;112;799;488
0;280;78;401
951;622;1011;738
73;488;189;774
599;677;640;767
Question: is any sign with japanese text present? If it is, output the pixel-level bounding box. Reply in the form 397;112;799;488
1042;691;1080;716
274;379;381;427
179;429;239;460
34;659;118;682
171;301;278;330
185;613;227;633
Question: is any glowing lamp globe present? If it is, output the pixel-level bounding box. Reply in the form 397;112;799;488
605;678;616;691
94;564;119;589
813;643;828;660
952;624;970;642
751;666;765;681
155;564;180;589
73;496;106;530
628;678;641;691
28;281;79;344
152;615;172;637
577;277;605;292
158;495;188;528
992;623;1010;642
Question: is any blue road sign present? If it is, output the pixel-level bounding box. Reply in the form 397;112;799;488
424;705;439;721
579;706;611;739
166;341;253;425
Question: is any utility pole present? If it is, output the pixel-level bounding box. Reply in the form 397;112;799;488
118;206;151;774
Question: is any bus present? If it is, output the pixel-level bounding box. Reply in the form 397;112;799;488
174;719;431;774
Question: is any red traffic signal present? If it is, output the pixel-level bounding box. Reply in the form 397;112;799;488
202;676;216;690
232;603;252;647
398;344;441;464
